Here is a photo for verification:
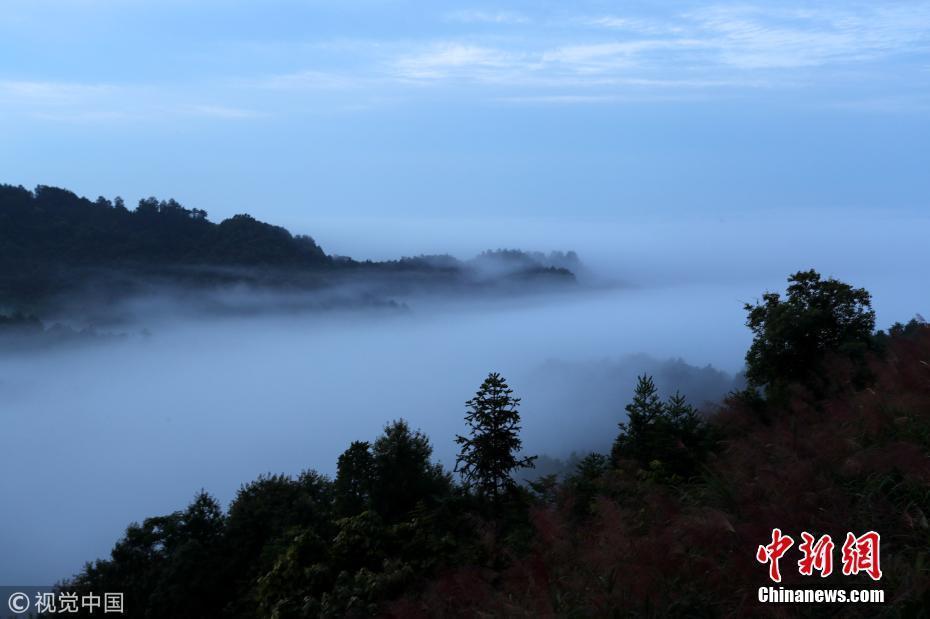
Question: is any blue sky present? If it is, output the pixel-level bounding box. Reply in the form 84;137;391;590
1;0;929;241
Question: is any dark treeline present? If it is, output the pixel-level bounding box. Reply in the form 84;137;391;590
0;184;328;268
59;271;930;617
0;184;575;310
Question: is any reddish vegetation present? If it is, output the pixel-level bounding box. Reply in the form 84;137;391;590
393;325;930;617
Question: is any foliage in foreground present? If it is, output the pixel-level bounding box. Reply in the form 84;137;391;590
395;319;930;617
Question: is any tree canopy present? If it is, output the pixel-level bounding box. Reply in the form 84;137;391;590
0;183;328;269
744;269;876;399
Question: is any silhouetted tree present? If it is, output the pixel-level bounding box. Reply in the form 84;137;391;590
612;374;665;467
68;490;227;618
455;372;536;502
612;375;709;478
334;440;374;516
744;269;876;399
222;471;333;614
370;420;451;522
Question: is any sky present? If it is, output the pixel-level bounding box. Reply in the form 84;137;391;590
1;0;929;257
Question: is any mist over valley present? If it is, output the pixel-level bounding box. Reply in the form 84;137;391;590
1;184;926;588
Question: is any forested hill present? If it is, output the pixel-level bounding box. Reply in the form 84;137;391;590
0;184;329;268
0;184;577;308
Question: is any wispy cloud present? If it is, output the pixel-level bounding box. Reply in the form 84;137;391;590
376;3;930;104
6;2;930;116
580;15;683;36
445;9;529;25
575;4;930;71
687;4;930;69
540;39;709;73
390;37;721;86
393;43;522;80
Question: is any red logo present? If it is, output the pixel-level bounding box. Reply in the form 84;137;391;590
798;532;835;577
757;529;881;582
756;528;794;582
841;531;882;581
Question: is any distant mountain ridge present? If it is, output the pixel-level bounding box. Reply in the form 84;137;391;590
0;183;577;310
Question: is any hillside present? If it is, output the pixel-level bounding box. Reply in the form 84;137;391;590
0;184;329;269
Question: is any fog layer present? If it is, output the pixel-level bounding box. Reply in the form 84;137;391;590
2;212;927;585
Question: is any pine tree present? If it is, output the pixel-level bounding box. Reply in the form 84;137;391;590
455;372;536;502
612;375;710;478
611;374;665;467
666;391;701;436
